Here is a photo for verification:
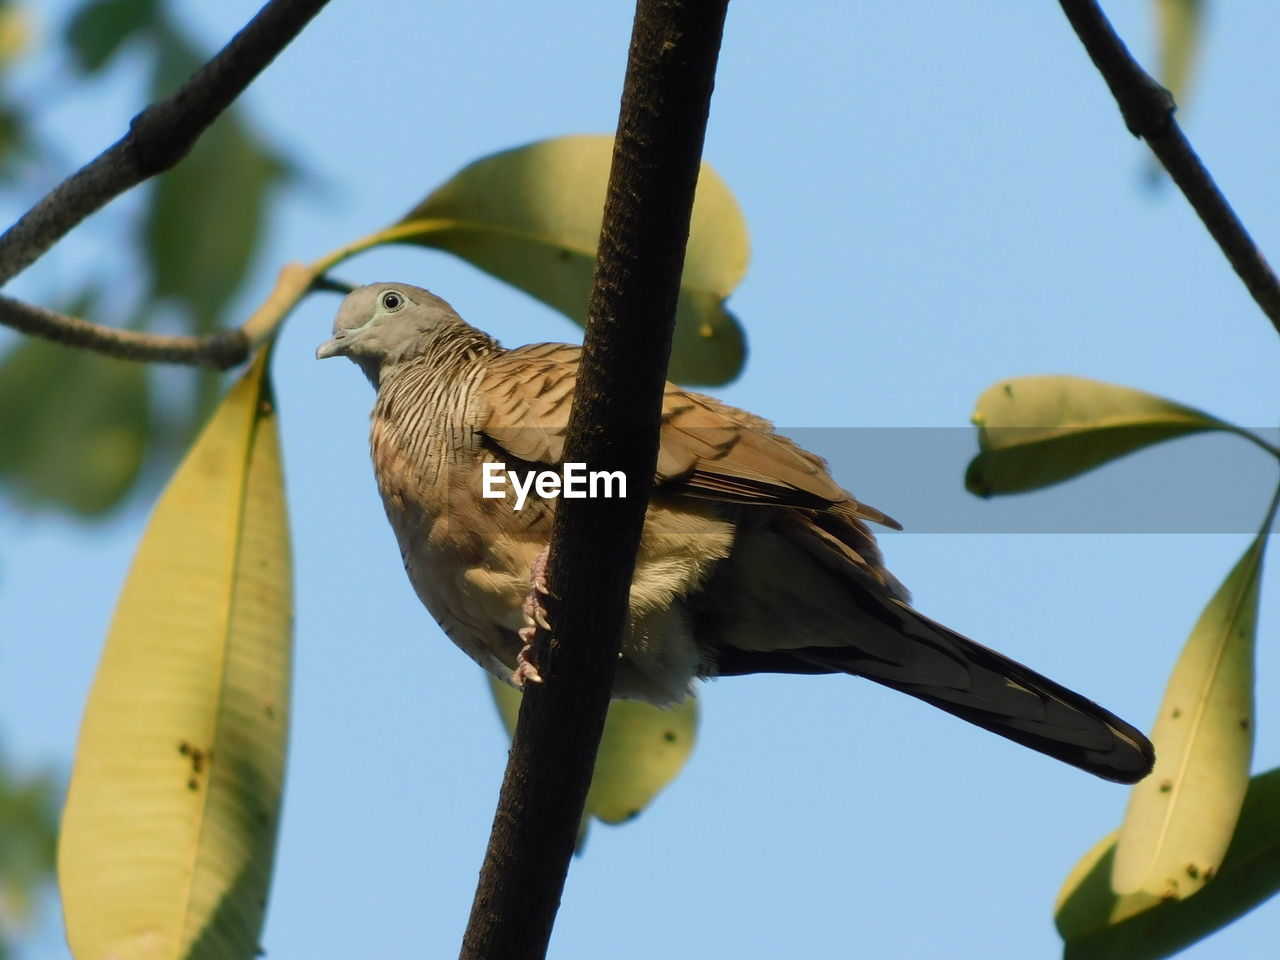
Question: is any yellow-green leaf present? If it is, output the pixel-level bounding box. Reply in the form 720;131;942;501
1110;528;1264;900
966;375;1233;496
1155;0;1204;108
59;348;292;960
393;134;748;385
489;676;697;827
1056;767;1280;959
582;695;697;825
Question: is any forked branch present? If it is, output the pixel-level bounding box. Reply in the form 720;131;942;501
0;0;331;366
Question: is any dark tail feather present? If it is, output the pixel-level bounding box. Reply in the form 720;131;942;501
718;602;1154;784
809;603;1153;782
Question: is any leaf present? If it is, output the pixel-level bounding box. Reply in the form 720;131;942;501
0;104;32;183
144;27;290;336
0;2;30;69
582;695;697;825
489;676;697;830
0;337;149;516
1155;0;1204;108
395;134;748;385
59;349;292;960
1056;767;1280;959
1110;528;1264;899
966;375;1233;496
0;0;35;184
0;756;59;931
64;0;156;73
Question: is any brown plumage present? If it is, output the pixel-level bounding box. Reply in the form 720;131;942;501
317;282;1155;784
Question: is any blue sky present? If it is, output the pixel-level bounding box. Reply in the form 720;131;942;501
2;1;1279;957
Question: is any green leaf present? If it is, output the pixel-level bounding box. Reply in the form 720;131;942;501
64;0;157;74
0;0;35;183
1056;767;1280;959
144;29;289;335
1155;0;1204;107
489;676;697;831
0;104;32;183
0;756;59;933
966;375;1234;496
143;110;287;334
1111;526;1265;900
0;337;149;516
59;349;292;960
394;134;749;385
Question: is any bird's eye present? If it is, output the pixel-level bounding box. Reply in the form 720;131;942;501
380;291;404;311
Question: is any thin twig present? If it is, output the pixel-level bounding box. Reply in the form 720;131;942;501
458;1;730;958
0;263;328;368
1058;0;1280;335
0;0;331;287
308;274;355;295
0;294;248;367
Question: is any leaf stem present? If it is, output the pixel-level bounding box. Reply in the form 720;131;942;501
306;219;459;276
1227;426;1280;462
1258;472;1280;540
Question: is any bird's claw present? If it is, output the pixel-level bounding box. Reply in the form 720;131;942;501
512;643;544;686
514;545;553;685
520;568;553;634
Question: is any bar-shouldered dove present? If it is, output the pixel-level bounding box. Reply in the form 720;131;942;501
317;282;1154;784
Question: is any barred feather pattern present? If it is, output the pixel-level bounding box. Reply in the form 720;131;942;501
323;282;1155;784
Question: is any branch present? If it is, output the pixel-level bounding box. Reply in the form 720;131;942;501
0;0;331;287
0;262;322;368
1058;0;1280;335
459;1;729;957
0;294;248;367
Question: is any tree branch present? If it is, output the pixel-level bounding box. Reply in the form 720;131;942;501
1058;0;1280;335
0;262;323;368
0;0;331;287
0;294;248;367
459;1;729;957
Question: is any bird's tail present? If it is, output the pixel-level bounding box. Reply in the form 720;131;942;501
798;601;1155;784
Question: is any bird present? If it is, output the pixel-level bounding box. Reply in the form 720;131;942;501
317;281;1155;784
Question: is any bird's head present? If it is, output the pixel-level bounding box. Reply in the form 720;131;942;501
316;282;469;385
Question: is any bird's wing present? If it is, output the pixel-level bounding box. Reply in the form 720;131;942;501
474;343;579;468
478;343;897;527
478;345;1154;784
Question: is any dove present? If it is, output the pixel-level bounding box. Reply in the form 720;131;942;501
317;282;1155;784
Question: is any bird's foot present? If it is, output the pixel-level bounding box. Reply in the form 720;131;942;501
512;644;544;686
513;546;552;686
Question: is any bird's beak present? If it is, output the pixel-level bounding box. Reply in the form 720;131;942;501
315;334;348;360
